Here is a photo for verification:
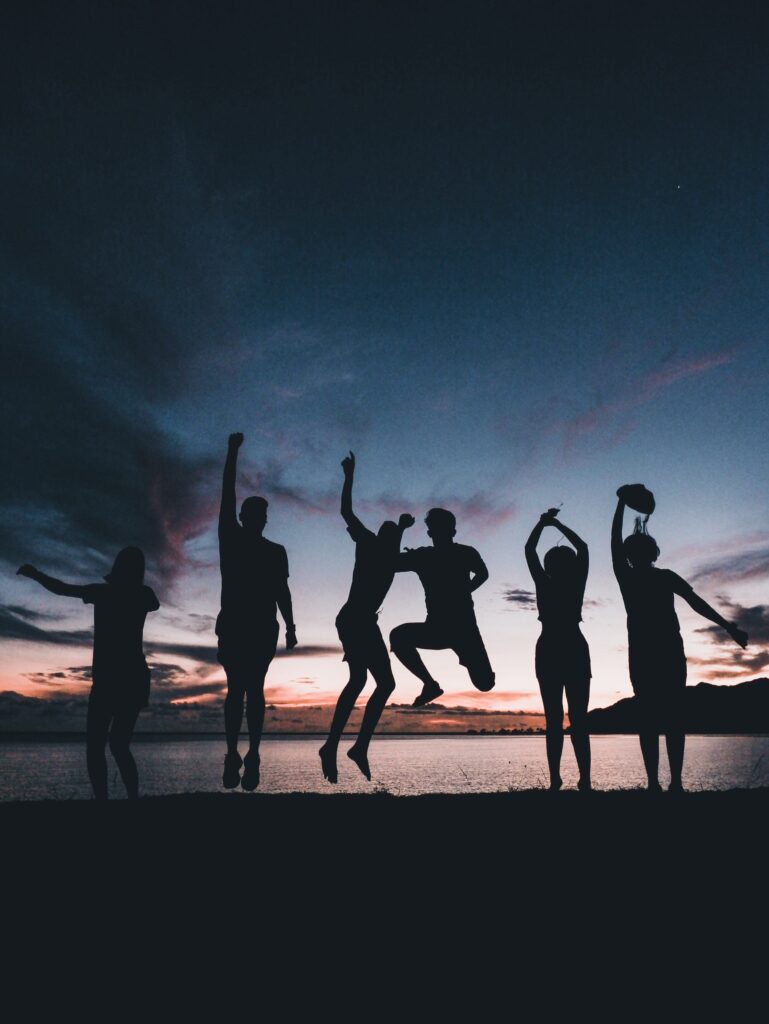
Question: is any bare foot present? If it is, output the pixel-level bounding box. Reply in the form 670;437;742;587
347;744;371;781
412;682;444;708
319;743;338;784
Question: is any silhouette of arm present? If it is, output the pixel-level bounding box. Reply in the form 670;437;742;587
677;584;749;648
611;495;627;579
219;433;242;537
276;550;297;649
395;513;415;544
394;550;420;573
339;450;366;534
469;550;489;593
524;519;547;580
16;565;88;599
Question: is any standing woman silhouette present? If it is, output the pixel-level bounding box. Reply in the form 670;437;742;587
525;509;592;791
17;547;159;800
612;486;748;792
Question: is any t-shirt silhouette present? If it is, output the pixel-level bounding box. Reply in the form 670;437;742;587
615;566;693;640
396;543;486;623
217;523;289;635
341;516;396;617
81;583;159;681
533;569;587;626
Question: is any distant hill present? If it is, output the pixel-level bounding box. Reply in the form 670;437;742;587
587;678;769;734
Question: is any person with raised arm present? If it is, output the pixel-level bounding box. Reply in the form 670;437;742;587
525;509;591;792
320;452;414;783
217;432;296;791
389;508;495;707
612;485;748;793
17;547;159;800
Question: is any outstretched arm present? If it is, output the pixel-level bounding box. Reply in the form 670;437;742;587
17;565;87;599
219;433;242;537
679;587;749;648
611;493;627;579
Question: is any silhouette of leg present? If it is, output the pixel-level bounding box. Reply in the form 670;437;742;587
540;682;565;791
348;663;396;780
224;678;246;757
665;690;686;791
222;671;246;788
109;707;141;799
458;630;495;693
636;696;661;790
565;676;591;791
321;666;367;783
242;678;268;790
389;622;444;706
86;694;111;801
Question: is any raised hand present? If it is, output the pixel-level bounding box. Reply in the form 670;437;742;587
17;564;38;579
341;450;355;476
539;508;559;524
228;432;244;450
398;513;415;529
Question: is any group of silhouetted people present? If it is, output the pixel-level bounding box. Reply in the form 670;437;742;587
17;435;749;799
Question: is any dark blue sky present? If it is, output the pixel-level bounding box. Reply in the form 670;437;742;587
2;1;768;710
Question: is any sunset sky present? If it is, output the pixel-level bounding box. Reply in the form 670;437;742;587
2;1;768;724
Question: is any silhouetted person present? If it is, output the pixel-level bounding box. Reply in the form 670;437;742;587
319;452;414;783
17;548;159;800
217;433;296;790
612;485;748;792
525;509;591;792
390;508;495;706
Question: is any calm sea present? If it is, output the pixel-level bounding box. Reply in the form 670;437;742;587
0;734;767;800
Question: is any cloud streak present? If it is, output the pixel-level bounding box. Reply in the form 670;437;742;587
561;348;737;452
693;597;769;678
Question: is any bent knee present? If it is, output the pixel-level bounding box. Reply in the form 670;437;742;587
389;625;408;649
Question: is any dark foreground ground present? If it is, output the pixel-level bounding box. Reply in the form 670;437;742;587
2;790;766;1005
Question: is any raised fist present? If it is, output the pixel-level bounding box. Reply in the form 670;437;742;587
228;432;244;450
398;513;415;529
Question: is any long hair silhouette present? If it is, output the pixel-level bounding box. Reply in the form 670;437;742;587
525;508;592;792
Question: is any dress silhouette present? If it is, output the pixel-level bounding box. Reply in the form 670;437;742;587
525;509;591;791
17;548;159;800
390;508;495;706
217;433;296;790
612;485;748;792
319;452;414;783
